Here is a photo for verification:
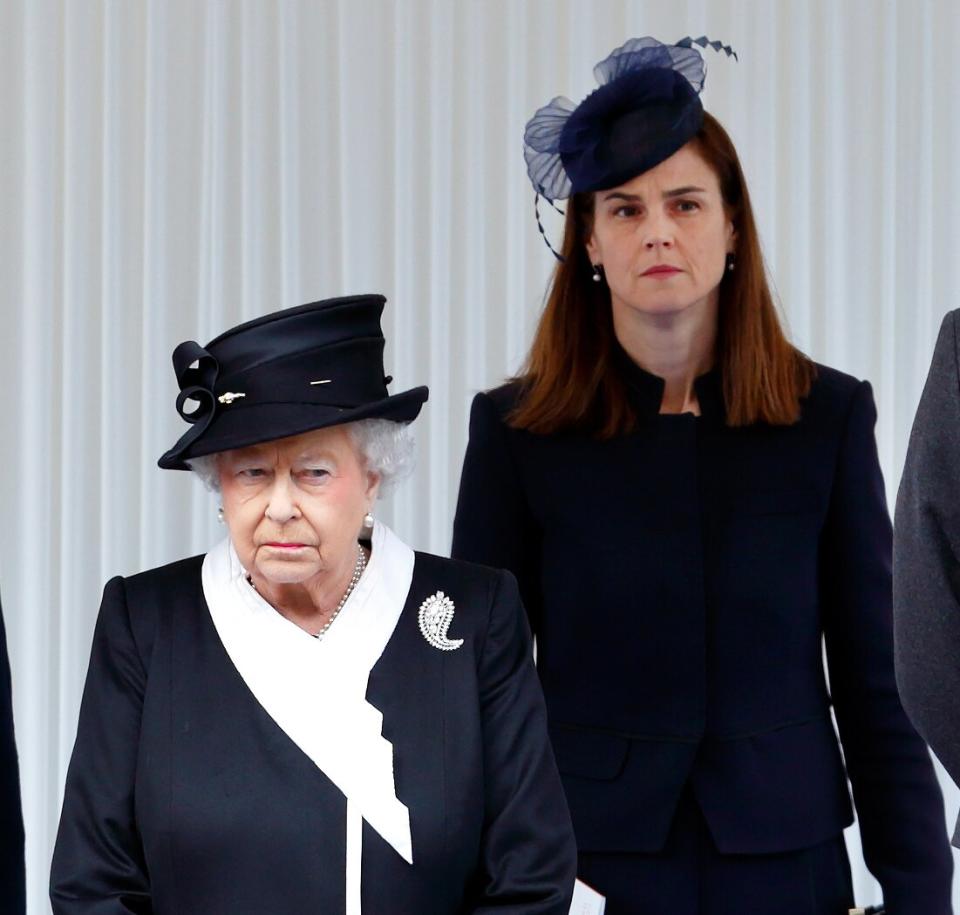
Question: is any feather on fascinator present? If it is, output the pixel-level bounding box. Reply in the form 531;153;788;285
524;36;736;203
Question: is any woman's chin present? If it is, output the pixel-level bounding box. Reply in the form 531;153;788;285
615;295;709;323
254;559;318;586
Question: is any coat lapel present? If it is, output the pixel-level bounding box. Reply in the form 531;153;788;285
201;521;414;865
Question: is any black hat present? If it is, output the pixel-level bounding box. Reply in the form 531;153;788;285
523;36;736;202
158;294;428;470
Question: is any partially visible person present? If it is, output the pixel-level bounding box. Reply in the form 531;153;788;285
0;591;25;914
895;307;960;844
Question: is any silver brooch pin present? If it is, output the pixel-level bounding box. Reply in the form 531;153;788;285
217;392;246;404
418;591;463;652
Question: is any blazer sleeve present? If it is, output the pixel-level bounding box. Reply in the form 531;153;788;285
894;312;960;816
50;576;152;914
470;569;576;914
0;594;25;914
452;392;544;634
820;380;953;912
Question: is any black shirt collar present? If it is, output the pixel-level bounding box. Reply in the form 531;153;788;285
612;342;725;419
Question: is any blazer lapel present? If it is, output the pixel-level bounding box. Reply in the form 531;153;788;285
201;521;415;865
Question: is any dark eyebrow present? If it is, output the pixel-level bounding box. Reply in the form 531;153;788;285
601;186;708;203
663;185;707;198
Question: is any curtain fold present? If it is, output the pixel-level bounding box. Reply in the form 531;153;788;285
2;1;958;910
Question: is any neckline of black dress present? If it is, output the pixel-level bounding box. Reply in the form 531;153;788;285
611;342;724;420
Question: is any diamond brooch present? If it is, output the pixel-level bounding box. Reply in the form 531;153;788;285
418;591;464;652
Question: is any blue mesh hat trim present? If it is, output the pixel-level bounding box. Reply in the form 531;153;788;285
534;193;566;262
524;95;577;201
593;37;705;91
523;35;734;203
676;35;738;61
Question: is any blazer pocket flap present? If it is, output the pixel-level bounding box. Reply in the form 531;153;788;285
550;725;629;780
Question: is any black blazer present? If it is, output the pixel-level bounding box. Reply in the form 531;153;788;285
895;309;960;845
452;356;952;912
50;552;576;914
0;594;25;914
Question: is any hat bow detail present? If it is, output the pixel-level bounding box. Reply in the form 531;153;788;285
171;340;222;454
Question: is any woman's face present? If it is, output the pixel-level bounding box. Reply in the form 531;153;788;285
585;142;735;322
217;425;379;587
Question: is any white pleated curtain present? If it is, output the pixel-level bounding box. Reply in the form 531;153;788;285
1;0;958;910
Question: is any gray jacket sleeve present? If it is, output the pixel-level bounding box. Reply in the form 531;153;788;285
894;308;960;842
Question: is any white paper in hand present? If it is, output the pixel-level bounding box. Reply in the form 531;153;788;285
569;878;606;915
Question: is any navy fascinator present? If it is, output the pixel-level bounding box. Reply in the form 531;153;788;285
524;36;736;203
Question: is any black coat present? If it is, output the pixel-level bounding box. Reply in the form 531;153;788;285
895;309;960;844
50;551;576;914
0;594;25;914
452;355;953;912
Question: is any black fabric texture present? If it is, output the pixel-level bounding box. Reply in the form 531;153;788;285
0;594;25;914
158;294;428;470
49;554;576;913
452;359;953;912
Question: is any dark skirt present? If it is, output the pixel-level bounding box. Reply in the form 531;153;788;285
577;789;855;915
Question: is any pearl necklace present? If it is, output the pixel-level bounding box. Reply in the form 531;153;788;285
245;545;369;639
312;546;368;639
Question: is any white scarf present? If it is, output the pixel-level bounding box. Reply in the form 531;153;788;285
201;520;415;913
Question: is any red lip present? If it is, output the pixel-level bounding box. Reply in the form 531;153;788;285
641;265;681;276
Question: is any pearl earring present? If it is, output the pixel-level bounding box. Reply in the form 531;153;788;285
363;512;374;528
592;264;604;283
725;253;736;272
217;506;225;524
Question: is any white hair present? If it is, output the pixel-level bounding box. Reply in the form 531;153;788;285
186;418;416;498
346;418;416;497
186;453;222;492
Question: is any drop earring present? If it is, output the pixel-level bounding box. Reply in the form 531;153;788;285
217;506;225;524
592;263;604;283
725;253;736;272
364;511;374;529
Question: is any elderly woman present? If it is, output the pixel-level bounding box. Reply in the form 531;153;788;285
452;37;952;913
51;295;576;914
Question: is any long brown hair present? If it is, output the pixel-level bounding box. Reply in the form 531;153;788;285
510;112;815;437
